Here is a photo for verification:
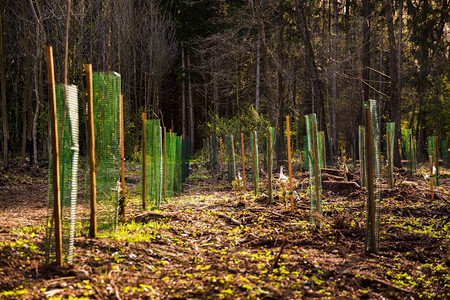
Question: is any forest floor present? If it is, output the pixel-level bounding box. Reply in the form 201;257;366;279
0;159;449;299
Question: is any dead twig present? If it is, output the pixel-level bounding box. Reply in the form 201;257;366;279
272;238;287;269
45;276;76;283
216;213;242;226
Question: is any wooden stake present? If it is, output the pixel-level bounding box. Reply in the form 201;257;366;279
142;113;146;211
312;122;321;223
343;156;347;181
206;137;210;168
240;133;246;190
45;46;63;266
86;64;97;238
321;131;326;167
231;135;236;180
387;129;393;188
429;155;434;201
163;127;167;200
252;131;258;196
268;128;273;204
286;116;294;211
203;138;206;164
361;127;366;187
365;107;377;253
409;132;413;175
434;140;439;186
219;137;224;170
119;95;126;223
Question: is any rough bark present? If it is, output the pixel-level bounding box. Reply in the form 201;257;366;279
255;28;261;112
386;0;402;167
275;0;286;166
257;1;276;126
0;10;8;169
181;45;186;138
331;0;338;156
294;0;326;130
362;0;370;105
188;55;194;153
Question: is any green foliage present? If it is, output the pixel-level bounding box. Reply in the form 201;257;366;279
206;106;271;143
439;74;450;139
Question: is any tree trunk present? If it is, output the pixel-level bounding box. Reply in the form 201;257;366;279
276;0;286;166
255;28;261;112
362;0;370;105
0;10;8;169
213;63;219;117
398;0;403;89
188;55;194;153
181;45;186;138
257;1;276;126
32;44;41;165
331;0;338;157
385;0;402;167
20;32;32;166
294;0;326;130
378;18;384;103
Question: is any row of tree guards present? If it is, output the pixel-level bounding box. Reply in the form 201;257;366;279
141;114;190;211
204;100;448;254
44;42;448;264
45;46;190;266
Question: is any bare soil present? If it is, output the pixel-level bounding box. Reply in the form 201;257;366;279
0;161;449;299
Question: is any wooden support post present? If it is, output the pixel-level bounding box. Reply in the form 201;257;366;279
206;137;210;168
343;156;347;181
252;131;258;196
387;129;393;188
362;128;366;188
231;135;236;180
45;46;63;265
409;133;413;175
203;138;206;164
163;127;167;200
268;128;273;204
219;137;224;170
86;64;97;238
365;107;377;253
312;122;321;221
434;140;439;186
142;113;146;211
119;95;126;223
429;155;434;201
240;133;246;190
286;116;294;211
321;131;326;167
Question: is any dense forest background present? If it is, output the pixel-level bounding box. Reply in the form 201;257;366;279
0;0;449;170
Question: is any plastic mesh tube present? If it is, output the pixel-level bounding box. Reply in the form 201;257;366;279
305;114;322;225
46;84;79;264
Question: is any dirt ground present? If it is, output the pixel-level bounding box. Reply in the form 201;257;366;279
0;160;449;299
